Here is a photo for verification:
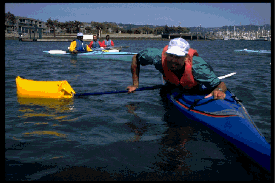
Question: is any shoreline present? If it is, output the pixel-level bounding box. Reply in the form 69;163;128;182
5;33;219;41
5;33;169;41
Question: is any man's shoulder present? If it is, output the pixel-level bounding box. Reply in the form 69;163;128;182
192;56;208;65
139;48;162;56
137;48;163;65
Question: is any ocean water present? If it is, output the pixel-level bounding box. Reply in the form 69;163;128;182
5;39;271;180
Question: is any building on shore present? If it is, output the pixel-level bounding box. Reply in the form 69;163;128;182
5;16;46;35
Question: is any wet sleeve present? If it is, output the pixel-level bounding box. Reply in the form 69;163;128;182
192;56;221;89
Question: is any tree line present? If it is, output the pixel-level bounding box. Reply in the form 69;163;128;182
45;18;190;36
46;19;190;34
5;12;190;36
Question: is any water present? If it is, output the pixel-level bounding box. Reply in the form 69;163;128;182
5;39;271;180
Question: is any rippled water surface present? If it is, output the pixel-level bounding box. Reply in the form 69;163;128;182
5;39;271;180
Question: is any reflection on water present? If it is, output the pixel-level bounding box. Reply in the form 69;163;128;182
23;131;67;138
17;97;74;121
125;93;195;175
125;103;149;142
155;124;194;174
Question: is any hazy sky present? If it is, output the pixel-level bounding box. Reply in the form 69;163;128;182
5;3;271;27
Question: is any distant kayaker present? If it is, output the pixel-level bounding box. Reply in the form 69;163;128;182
88;35;103;49
69;33;91;53
126;38;227;100
101;35;115;48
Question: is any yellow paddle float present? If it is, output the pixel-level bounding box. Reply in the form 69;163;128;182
16;76;75;99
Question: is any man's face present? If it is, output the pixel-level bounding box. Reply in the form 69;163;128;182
78;36;83;41
93;36;97;41
166;54;186;71
106;36;109;40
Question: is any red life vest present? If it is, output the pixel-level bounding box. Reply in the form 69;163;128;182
161;45;199;89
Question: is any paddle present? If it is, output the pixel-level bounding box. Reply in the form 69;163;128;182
74;72;236;97
46;50;67;54
74;85;163;96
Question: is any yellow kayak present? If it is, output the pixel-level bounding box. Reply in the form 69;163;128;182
16;76;75;99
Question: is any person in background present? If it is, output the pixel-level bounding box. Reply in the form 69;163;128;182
126;38;227;100
88;35;103;49
101;35;115;48
69;33;91;53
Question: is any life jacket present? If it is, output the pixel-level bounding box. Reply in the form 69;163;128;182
91;41;101;48
104;40;112;47
161;45;199;89
75;39;85;51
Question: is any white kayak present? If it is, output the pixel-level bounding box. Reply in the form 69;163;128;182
234;49;271;54
43;50;137;62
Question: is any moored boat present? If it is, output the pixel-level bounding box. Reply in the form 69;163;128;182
167;89;271;171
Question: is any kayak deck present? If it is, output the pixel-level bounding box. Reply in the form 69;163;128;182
167;89;271;171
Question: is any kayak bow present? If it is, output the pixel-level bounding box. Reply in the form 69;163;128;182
167;89;271;171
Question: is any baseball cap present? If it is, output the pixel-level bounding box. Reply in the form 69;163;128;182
166;38;190;56
77;32;83;37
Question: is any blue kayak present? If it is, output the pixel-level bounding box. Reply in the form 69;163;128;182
167;89;271;171
234;49;271;54
43;50;137;62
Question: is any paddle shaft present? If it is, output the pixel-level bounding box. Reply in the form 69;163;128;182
74;72;236;97
74;85;163;96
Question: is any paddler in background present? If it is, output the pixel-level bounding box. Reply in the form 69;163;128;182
101;35;115;48
88;35;103;49
69;32;92;54
126;38;227;100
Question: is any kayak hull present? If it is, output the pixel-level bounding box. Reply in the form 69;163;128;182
234;49;271;54
16;76;75;99
43;50;137;62
167;90;271;171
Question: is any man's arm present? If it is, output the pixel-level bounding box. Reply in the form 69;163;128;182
88;41;93;48
127;54;140;93
101;40;106;48
99;41;104;47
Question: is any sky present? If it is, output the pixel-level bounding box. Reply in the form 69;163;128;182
5;3;271;28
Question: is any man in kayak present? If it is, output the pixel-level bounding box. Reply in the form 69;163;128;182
101;35;115;48
69;33;92;53
126;38;227;100
88;35;103;49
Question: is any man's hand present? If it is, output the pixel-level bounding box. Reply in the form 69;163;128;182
127;85;138;93
205;90;226;100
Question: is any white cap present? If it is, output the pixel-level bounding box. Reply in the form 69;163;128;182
77;32;83;37
166;38;190;56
